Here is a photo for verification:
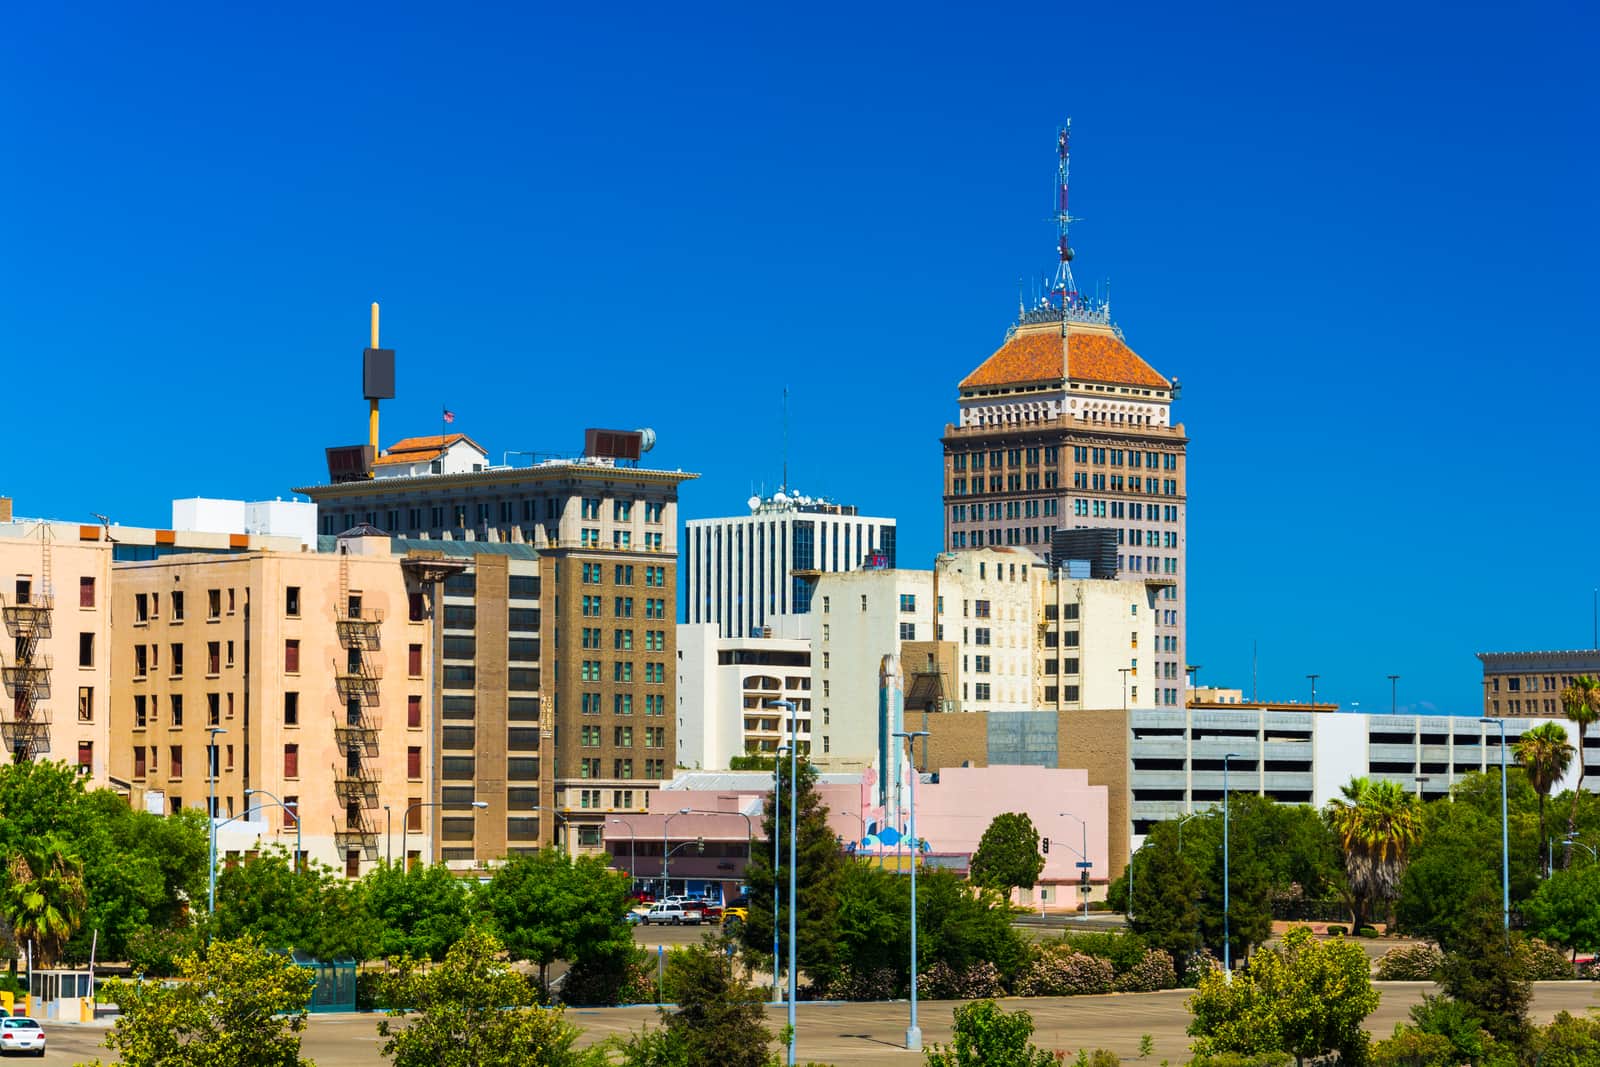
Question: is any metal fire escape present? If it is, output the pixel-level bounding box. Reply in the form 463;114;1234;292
331;561;383;863
1;532;54;761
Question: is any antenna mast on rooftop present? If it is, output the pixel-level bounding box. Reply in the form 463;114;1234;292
1052;120;1079;315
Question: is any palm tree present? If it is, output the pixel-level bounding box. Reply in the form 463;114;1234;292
1560;675;1600;855
1324;777;1423;931
3;840;87;967
1514;721;1573;875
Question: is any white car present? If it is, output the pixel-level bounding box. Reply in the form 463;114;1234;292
0;1017;44;1057
640;902;703;926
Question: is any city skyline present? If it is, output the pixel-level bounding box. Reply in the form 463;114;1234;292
4;4;1596;716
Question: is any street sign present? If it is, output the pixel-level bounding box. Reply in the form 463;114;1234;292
1075;861;1093;868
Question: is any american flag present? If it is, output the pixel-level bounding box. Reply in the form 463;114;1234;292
442;408;455;424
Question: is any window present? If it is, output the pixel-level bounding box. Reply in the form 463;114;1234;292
408;644;423;678
207;589;221;619
974;600;991;619
134;747;147;778
898;622;915;640
80;576;95;608
207;641;220;674
283;744;299;778
974;628;991;646
134;694;148;728
974;655;991;673
614;500;632;521
408;695;422;728
207;692;220;726
170;746;184;779
170;643;184;676
974;683;991;701
135;645;147;677
285;640;300;673
79;632;94;667
77;686;93;722
135;593;149;622
899;593;917;613
404;745;422;781
171;591;184;621
170;694;184;726
285;586;301;616
283;691;299;725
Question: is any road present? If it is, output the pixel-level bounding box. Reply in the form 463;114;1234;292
39;983;1599;1066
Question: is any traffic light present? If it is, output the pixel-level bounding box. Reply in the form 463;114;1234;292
1041;837;1050;854
696;837;705;854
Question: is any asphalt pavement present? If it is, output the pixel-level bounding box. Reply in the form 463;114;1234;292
39;983;1600;1066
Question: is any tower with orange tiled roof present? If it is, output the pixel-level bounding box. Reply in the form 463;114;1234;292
940;125;1188;715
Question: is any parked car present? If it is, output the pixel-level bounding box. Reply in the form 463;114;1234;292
721;905;750;927
640;902;703;926
623;910;646;925
0;1017;44;1057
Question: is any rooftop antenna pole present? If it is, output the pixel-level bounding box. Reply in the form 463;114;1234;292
1252;640;1258;703
1053;121;1079;316
782;386;790;495
368;303;381;457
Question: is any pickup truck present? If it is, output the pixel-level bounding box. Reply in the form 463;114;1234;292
639;902;703;926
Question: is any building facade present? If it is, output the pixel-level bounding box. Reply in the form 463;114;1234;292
296;434;695;858
683;493;895;638
108;531;437;876
675;623;812;770
1478;649;1600;721
942;310;1188;708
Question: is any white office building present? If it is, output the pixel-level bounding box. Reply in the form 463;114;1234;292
676;622;813;770
683;493;896;638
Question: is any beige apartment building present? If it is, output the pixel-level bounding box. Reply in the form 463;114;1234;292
109;530;438;875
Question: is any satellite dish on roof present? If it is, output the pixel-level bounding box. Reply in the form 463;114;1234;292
747;496;762;512
773;491;788;505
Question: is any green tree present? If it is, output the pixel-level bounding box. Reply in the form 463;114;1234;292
1522;862;1600;957
1558;675;1600;854
968;812;1045;903
615;942;775;1067
4;836;86;965
363;860;475;961
85;934;315;1067
377;926;600;1067
1124;820;1203;978
740;755;846;989
1514;721;1573;874
1324;776;1422;930
1435;884;1533;1048
924;998;1058;1067
1186;926;1378;1067
69;795;208;963
212;848;381;961
482;849;634;996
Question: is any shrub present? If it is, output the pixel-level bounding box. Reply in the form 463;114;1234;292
917;960;1004;1000
1114;948;1178;992
1014;946;1114;997
924;998;1058;1067
1369;1028;1459;1067
823;964;899;1001
1374;943;1444;982
1186;1053;1294;1067
125;925;204;978
355;969;387;1011
1058;930;1148;973
1534;1010;1600;1066
1356;926;1380;938
1180;948;1221;987
1325;925;1347;937
1524;938;1577;981
1071;1050;1120;1067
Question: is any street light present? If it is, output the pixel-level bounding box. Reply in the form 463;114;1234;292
769;698;799;1067
689;808;753;901
530;805;571;855
1388;674;1401;715
400;800;488;868
893;729;930;1053
1223;752;1241;975
771;742;788;1006
1175;811;1200;854
1118;667;1132;711
1564;833;1599;863
611;818;637;888
207;727;228;914
1057;810;1090;923
245;788;300;871
1306;674;1319;706
1479;717;1511;936
661;807;693;898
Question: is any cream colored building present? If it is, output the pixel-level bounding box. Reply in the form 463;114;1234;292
110;529;438;876
675;623;813;769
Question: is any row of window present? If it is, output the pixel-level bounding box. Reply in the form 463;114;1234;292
579;596;669;619
325;498;667;534
577;660;668;683
579;628;669;651
577;725;669;748
132;689;427;730
576;757;667;779
950;446;1062;471
579;563;668;587
577;693;669;715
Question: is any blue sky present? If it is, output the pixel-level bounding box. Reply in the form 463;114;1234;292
3;2;1596;715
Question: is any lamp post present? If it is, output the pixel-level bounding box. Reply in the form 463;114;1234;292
1223;752;1241;975
1388;674;1400;715
611;818;637;888
769;699;799;1067
1057;810;1090;922
1413;774;1428;800
1564;834;1599;863
383;804;392;866
1479;717;1510;936
400;799;488;868
771;742;787;1006
690;808;753;901
1175;811;1199;854
1306;674;1319;707
244;788;300;871
662;807;693;899
1118;667;1132;711
207;727;228;914
530;805;571;855
893;730;929;1053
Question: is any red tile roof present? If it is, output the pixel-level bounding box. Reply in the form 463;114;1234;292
959;325;1168;390
373;433;486;467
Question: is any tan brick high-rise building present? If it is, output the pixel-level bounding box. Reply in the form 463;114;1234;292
297;433;694;862
943;309;1188;708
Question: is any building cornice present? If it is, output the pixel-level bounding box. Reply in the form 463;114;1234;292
294;464;700;500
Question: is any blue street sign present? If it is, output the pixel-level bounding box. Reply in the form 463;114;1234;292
1075;861;1093;868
